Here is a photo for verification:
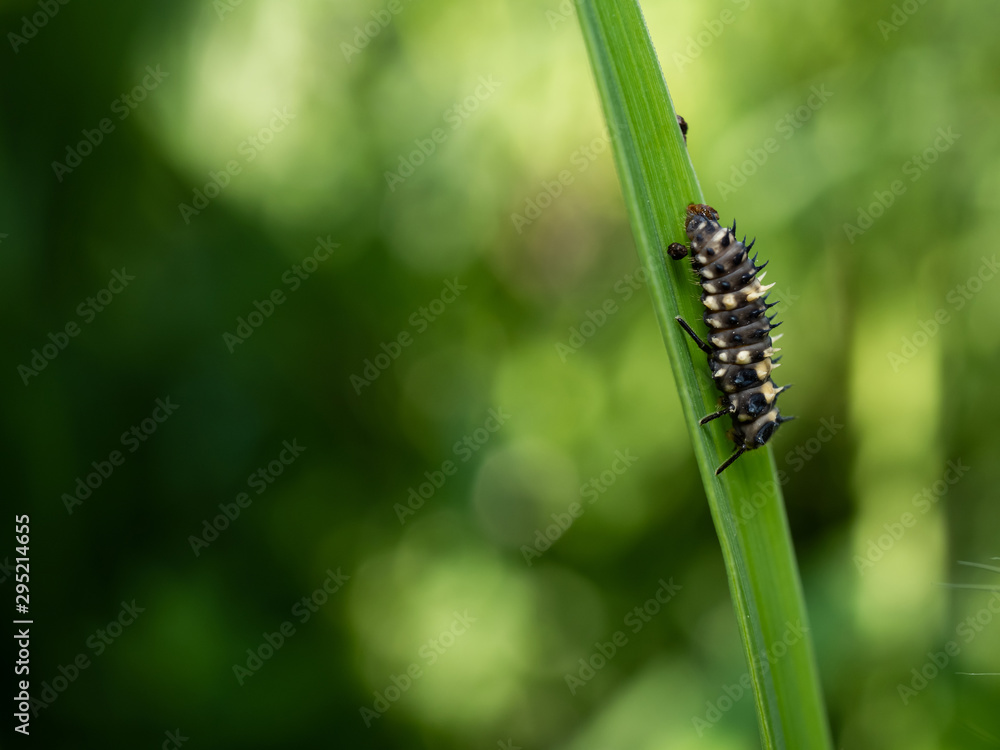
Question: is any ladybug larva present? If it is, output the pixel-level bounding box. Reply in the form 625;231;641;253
666;203;793;475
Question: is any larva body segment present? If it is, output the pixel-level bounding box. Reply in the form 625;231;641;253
669;203;792;475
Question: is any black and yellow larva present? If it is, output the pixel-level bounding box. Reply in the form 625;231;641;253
667;203;793;474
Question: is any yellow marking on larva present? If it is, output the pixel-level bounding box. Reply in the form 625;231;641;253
736;350;752;364
703;296;721;311
707;318;723;328
704;283;718;294
757;271;768;283
712;228;729;244
714;368;726;378
722;294;737;309
746;282;776;302
753;361;769;379
711;335;726;347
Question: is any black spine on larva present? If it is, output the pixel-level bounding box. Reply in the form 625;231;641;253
677;206;792;471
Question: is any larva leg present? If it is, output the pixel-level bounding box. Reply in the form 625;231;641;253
715;445;747;475
675;316;713;355
699;407;732;425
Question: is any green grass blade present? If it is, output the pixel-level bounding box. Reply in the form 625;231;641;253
575;2;833;747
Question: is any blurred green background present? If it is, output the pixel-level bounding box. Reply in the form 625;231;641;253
3;0;999;747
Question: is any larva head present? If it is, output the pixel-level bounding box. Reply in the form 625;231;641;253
686;203;720;222
683;205;720;242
